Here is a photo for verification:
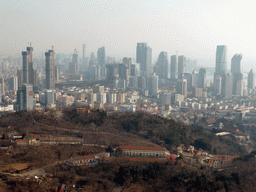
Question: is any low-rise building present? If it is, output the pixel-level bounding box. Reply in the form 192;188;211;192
119;146;169;158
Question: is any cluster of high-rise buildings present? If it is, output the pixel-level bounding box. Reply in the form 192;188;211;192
0;43;255;113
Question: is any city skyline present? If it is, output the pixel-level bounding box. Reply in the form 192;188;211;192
1;0;256;72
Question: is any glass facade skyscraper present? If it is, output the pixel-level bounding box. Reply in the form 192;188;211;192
215;45;227;75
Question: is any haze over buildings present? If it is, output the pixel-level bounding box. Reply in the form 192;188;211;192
2;0;256;71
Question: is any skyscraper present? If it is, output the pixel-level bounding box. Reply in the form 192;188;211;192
69;50;78;75
17;70;23;88
198;68;206;89
223;73;233;99
248;69;254;89
231;54;243;95
215;45;227;76
97;47;105;66
22;46;37;89
82;44;86;65
177;56;186;78
45;49;55;89
9;76;18;91
170;55;177;79
16;84;33;111
147;74;158;96
136;43;152;76
231;54;242;74
157;52;169;80
214;76;222;96
176;77;187;98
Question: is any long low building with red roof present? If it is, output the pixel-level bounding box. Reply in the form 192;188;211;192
119;146;169;158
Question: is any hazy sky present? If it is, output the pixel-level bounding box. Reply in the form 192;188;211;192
1;0;256;71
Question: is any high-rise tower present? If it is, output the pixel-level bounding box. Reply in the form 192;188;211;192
170;55;177;79
97;47;105;66
45;49;55;89
22;46;36;90
231;54;243;95
157;52;169;80
136;43;152;76
177;56;186;79
215;45;227;76
248;69;254;89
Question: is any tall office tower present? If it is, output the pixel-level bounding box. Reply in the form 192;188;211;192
170;55;177;79
231;54;243;95
16;84;33;111
106;64;118;84
27;47;34;86
123;57;132;71
89;52;96;66
130;63;140;77
136;43;152;76
9;76;18;91
119;63;128;80
248;69;254;89
33;70;38;90
69;50;78;75
0;78;4;96
176;77;187;98
147;74;158;96
157;52;169;80
223;73;233;99
21;46;34;85
183;73;192;92
177;56;186;79
22;51;29;84
198;68;206;89
215;45;227;76
231;54;242;74
82;44;86;65
45;50;55;89
97;47;105;67
17;70;23;88
214;76;222;96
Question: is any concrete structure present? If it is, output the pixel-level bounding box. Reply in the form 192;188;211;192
136;43;152;76
45;50;55;89
120;146;168;158
198;68;206;89
170;55;177;79
177;77;187;98
215;45;227;76
16;84;33;111
97;47;105;67
147;74;158;96
157;52;169;79
177;56;186;79
248;69;254;90
9;76;18;91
